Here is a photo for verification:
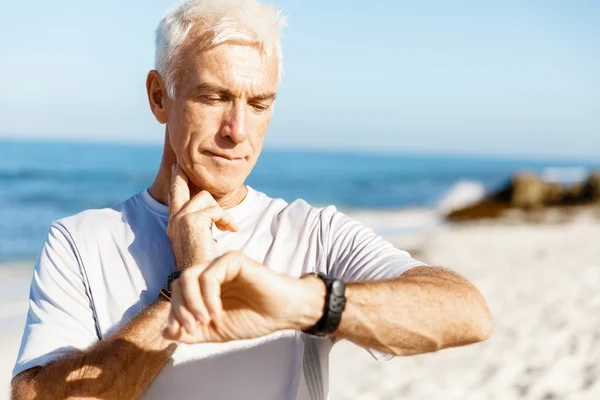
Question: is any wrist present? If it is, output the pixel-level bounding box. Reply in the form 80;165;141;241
292;274;326;331
300;273;347;337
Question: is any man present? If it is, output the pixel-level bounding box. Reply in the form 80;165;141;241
11;0;492;399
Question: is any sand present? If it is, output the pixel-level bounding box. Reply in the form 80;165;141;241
329;209;600;399
0;264;32;398
2;210;599;399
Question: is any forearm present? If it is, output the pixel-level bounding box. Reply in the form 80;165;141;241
12;299;176;400
334;266;493;356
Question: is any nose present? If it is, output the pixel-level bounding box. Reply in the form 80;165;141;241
220;101;249;144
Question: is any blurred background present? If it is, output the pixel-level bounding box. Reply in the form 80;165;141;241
0;1;598;399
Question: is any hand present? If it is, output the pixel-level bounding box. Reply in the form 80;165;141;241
163;251;326;343
167;163;239;271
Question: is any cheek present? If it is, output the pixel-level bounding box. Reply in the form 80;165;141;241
243;125;265;163
261;112;273;130
167;103;198;169
251;112;272;145
170;102;219;150
167;110;187;153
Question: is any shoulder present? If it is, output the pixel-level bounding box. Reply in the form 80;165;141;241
54;193;142;236
47;193;149;261
255;189;338;229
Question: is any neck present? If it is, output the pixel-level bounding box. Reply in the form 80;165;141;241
147;135;248;210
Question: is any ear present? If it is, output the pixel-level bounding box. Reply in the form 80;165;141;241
146;70;169;124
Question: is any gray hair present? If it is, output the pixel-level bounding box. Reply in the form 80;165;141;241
155;0;287;98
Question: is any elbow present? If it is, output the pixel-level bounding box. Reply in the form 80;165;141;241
469;289;493;343
446;285;493;347
473;311;493;343
11;369;42;400
445;305;492;349
11;382;36;400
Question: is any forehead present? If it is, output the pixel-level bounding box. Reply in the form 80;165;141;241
183;43;279;95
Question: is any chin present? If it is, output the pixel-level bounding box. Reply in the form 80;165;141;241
189;166;246;197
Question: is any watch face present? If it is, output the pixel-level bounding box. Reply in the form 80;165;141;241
332;280;345;296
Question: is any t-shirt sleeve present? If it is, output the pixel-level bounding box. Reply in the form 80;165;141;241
324;207;427;282
12;222;99;378
322;207;429;361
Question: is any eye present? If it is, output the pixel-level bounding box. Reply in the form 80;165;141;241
250;102;270;112
199;95;225;104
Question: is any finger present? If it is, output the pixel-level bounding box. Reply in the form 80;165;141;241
180;322;210;344
171;280;198;334
169;163;190;217
205;206;239;232
164;318;208;344
180;268;211;325
165;308;199;343
164;315;191;343
188;206;239;233
179;329;202;345
213;210;239;232
182;191;239;232
199;273;223;321
178;189;216;213
164;310;181;339
201;254;244;320
164;324;186;342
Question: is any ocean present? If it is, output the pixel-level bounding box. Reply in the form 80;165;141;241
0;139;597;262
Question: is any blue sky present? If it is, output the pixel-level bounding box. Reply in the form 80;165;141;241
0;0;598;159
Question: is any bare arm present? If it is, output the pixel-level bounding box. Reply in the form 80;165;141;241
11;163;241;399
335;266;493;356
11;299;175;400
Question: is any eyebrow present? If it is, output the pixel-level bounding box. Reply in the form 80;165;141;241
192;82;277;101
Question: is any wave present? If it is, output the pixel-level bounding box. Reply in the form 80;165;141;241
437;180;487;214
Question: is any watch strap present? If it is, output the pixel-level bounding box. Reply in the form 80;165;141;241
168;271;182;291
302;272;346;337
158;271;182;302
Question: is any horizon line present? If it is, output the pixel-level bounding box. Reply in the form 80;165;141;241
0;133;598;165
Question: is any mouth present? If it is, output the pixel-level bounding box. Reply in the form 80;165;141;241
204;151;246;162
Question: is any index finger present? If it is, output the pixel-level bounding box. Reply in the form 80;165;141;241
213;209;239;232
200;254;245;320
169;163;190;217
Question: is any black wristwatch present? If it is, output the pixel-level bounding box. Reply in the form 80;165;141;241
158;271;182;301
302;272;346;337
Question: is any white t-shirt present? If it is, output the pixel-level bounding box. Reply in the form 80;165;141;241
13;186;426;399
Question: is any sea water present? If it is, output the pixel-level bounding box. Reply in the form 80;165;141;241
0;139;597;262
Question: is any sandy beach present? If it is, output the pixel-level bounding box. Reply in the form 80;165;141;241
0;264;33;398
329;208;600;399
2;208;599;399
